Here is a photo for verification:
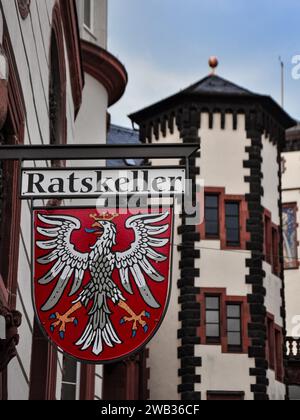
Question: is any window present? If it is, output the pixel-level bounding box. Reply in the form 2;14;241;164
225;202;240;247
275;328;284;382
283;204;299;269
264;214;272;264
227;304;242;352
205;194;219;238
199;289;249;354
205;296;221;343
61;355;78;400
84;0;94;31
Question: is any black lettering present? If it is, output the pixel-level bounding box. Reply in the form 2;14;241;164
152;177;166;192
115;177;130;193
48;178;65;194
169;176;183;192
27;173;46;194
81;177;93;193
68;173;80;193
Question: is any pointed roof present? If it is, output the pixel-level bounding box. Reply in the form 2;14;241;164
181;74;255;96
129;74;295;130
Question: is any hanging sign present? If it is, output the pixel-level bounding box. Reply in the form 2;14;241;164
33;207;173;363
21;167;185;199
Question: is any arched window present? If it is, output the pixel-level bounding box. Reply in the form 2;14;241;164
29;3;67;401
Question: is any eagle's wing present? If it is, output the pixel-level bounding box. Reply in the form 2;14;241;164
115;212;170;309
36;214;90;312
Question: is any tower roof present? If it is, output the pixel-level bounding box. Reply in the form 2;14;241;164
181;74;254;96
129;74;296;130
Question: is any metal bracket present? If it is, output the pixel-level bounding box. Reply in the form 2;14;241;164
0;143;200;161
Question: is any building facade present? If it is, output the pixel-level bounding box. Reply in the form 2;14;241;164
129;74;295;400
0;0;127;400
282;125;300;400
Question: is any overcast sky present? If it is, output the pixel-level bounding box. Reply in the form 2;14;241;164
108;0;300;128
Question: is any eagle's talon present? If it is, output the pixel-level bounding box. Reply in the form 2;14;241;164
59;331;65;340
50;314;56;320
132;330;137;338
145;312;151;319
74;318;78;327
143;325;149;333
120;318;125;325
50;325;54;333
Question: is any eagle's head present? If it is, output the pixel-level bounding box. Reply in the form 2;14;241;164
85;214;117;246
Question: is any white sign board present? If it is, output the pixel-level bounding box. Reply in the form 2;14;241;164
21;167;186;199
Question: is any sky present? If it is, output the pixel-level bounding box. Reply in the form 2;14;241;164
108;0;300;128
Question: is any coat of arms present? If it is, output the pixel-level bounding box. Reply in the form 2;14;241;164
33;207;173;363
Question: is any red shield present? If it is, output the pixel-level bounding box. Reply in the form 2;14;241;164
33;207;173;363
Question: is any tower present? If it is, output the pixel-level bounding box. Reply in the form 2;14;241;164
129;67;295;400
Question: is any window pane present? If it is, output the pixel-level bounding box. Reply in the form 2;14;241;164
228;332;241;346
206;222;219;236
226;229;240;242
225;203;239;216
61;384;77;401
206;324;220;338
84;0;92;27
226;217;239;229
227;319;241;332
206;297;219;310
205;195;218;208
206;310;219;323
227;305;240;318
62;356;77;383
206;208;218;221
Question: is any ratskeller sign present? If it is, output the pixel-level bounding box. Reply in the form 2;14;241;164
21;167;186;198
0;143;199;363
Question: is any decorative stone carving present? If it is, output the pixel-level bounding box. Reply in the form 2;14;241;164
17;0;31;20
0;303;22;372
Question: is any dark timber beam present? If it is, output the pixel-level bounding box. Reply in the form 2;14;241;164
0;144;200;161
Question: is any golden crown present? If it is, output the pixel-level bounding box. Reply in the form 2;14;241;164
90;212;118;222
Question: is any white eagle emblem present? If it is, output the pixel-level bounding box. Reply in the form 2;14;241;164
35;211;170;356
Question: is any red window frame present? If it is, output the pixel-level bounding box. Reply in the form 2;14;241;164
197;288;250;354
266;313;284;383
199;188;249;250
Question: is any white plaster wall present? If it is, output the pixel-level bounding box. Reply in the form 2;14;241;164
263;264;283;328
74;73;108;148
0;0;78;400
261;136;280;225
282;151;300;191
267;370;285;401
198;113;250;195
147;210;181;401
196;241;251;296
196;346;255;400
77;0;107;49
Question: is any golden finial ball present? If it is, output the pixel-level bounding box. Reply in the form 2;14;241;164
209;56;219;69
